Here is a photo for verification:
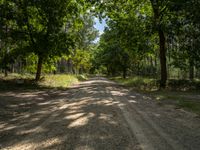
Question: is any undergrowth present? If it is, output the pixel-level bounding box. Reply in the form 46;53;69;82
112;76;200;116
0;73;87;91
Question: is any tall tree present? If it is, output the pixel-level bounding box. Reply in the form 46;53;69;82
0;0;15;76
149;0;169;88
13;0;81;80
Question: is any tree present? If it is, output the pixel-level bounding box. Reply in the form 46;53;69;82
149;0;169;88
0;0;16;76
93;0;198;87
68;13;98;74
94;25;131;78
13;0;80;80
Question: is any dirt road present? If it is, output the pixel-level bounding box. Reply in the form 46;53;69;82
0;77;200;150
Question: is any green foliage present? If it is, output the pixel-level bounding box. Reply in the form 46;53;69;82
68;13;98;74
72;49;92;73
92;1;156;78
1;0;200;85
0;0;100;79
92;0;200;83
23;53;37;73
17;53;59;74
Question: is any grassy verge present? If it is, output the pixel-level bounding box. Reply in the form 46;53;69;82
0;73;87;91
112;76;200;116
151;91;200;116
39;74;79;88
111;76;158;91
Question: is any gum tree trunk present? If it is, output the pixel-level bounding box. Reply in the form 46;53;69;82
159;28;167;88
150;0;167;88
189;59;194;80
35;56;43;81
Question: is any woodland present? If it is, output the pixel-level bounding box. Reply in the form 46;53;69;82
1;1;200;149
0;0;200;89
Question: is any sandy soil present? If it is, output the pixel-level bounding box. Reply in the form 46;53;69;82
0;77;200;150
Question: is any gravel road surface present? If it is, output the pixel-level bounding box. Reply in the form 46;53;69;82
0;77;200;150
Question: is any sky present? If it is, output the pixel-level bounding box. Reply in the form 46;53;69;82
93;18;107;43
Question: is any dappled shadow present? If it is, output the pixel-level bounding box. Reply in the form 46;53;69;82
107;82;200;150
2;77;199;150
0;78;137;150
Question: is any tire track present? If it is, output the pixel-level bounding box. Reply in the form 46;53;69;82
107;84;187;150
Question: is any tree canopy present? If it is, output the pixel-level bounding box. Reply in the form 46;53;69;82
1;0;200;87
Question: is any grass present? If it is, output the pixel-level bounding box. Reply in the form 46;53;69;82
151;91;200;115
111;76;158;91
39;74;79;88
178;100;200;115
0;73;34;80
0;73;87;91
112;76;200;116
112;76;200;91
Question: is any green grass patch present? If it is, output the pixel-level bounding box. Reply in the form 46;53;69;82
177;100;200;115
111;76;158;91
112;76;200;91
0;73;34;80
150;91;200;115
0;73;87;91
76;74;88;81
111;76;200;115
39;74;79;88
167;79;200;91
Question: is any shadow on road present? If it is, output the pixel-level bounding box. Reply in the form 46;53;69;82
0;78;138;150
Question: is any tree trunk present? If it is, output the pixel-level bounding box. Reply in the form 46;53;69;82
123;67;127;79
159;28;167;88
150;0;167;88
4;68;8;77
67;59;70;73
4;25;8;77
35;56;43;81
4;53;8;77
189;60;194;80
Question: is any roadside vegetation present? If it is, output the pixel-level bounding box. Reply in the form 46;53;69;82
0;1;200;114
1;1;200;149
112;76;200;91
152;90;200;116
0;74;87;91
112;76;200;116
